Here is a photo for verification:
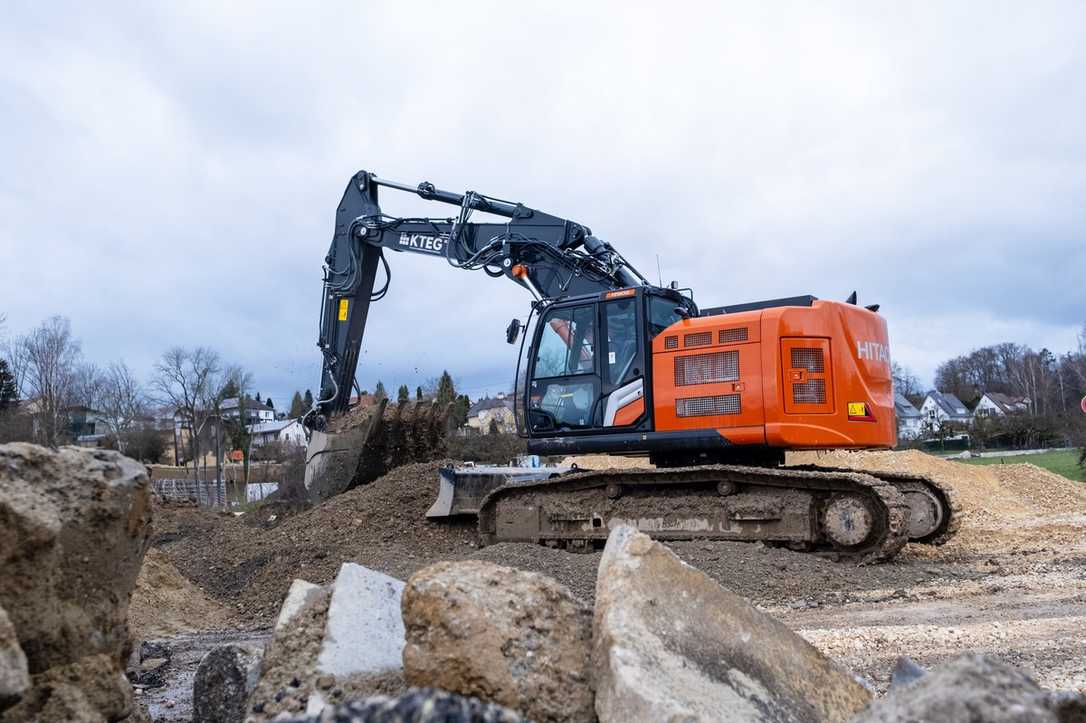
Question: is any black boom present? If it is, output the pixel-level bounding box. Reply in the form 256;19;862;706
311;170;649;424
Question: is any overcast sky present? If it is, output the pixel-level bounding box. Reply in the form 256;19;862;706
2;2;1083;406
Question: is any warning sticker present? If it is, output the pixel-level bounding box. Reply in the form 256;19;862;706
338;299;349;321
847;402;867;417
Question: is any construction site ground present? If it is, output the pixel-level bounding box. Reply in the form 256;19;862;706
136;449;1086;719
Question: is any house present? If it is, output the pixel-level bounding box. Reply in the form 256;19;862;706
221;398;276;424
974;392;1030;418
65;405;110;446
249;418;307;447
893;392;923;441
465;394;516;434
919;391;973;433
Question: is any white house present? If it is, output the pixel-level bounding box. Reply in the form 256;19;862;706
222;398;276;424
919;391;973;433
894;393;923;441
974;392;1030;418
249;418;306;447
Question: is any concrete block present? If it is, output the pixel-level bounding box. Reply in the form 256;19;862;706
315;563;405;678
275;579;321;632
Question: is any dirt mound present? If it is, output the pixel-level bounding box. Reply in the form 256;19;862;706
987;463;1086;514
129;549;235;638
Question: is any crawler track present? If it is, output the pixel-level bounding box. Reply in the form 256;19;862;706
478;465;913;562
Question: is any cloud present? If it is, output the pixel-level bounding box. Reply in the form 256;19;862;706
1;1;1083;404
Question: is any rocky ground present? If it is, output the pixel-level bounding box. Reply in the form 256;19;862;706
136;449;1086;719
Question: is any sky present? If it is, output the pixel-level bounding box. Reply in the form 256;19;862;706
1;1;1083;406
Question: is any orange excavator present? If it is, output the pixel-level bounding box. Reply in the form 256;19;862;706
304;170;958;562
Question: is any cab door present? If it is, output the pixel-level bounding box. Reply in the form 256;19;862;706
526;303;600;433
599;295;646;428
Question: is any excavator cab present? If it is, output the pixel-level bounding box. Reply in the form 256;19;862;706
520;287;692;437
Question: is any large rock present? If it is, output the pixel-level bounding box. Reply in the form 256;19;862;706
402;560;593;723
593;526;871;723
0;443;152;722
316;563;405;680
0;605;29;711
193;644;262;723
851;654;1086;723
277;688;526;723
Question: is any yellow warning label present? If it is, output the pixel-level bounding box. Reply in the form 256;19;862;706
847;402;867;417
337;299;349;321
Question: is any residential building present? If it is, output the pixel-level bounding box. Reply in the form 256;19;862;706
974;392;1030;418
66;405;110;446
221;398;276;424
893;392;923;441
465;394;516;434
249;418;307;447
919;391;973;433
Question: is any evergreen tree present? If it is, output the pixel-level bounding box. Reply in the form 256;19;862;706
255;392;262;403
265;397;274;409
397;384;410;403
289;391;305;417
374;381;387;400
220;378;239;401
0;359;17;412
416;386;423;401
436;370;456;405
449;393;471;429
303;389;314;408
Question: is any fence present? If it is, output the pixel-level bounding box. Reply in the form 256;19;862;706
152;477;281;508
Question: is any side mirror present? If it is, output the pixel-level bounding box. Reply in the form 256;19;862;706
674;306;691;320
505;318;522;345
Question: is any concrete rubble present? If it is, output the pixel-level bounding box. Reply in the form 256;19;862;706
852;654;1086;723
192;643;262;723
0;442;152;722
0;605;29;711
402;560;594;723
277;687;526;723
593;525;872;723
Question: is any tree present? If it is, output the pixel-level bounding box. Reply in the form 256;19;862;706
416;386;423;401
0;358;17;412
891;361;923;402
397;384;410;404
71;362;105;411
22;316;82;445
151;347;222;482
435;371;456;405
449;393;471;429
488;418;500;435
220;378;240;400
266;397;275;409
218;365;254;487
303;389;314;408
255;392;262;403
98;361;147;453
374;381;387;401
289;391;305;417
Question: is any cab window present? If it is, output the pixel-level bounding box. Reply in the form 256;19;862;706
534;305;595;378
649;295;684;337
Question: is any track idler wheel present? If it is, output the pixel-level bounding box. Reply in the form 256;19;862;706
822;494;877;548
901;487;945;541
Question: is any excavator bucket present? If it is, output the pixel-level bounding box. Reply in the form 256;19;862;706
304;399;448;504
426;464;572;519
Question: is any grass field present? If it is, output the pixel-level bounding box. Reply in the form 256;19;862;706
957;449;1085;482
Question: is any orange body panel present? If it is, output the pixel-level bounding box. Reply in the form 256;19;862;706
613;397;645;426
651;300;895;450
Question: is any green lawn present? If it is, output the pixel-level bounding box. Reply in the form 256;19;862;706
957;449;1085;482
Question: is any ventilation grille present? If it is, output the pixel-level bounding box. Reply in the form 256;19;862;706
792;379;827;405
664;335;679;350
684;331;713;348
674;351;739;386
676;394;741;417
791;347;825;373
719;327;749;343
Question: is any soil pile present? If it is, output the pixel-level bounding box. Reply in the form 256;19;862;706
129;549;235;638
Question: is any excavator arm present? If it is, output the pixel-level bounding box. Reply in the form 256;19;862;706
311;170;648;425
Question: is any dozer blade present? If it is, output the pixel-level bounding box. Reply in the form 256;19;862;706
426;465;571;519
304;399;447;504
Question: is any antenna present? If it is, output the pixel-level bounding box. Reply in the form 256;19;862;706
656;254;663;286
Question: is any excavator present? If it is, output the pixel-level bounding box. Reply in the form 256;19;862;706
303;170;959;562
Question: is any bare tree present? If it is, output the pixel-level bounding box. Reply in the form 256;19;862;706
71;362;106;411
22;316;82;445
891;361;923;401
99;361;147;453
151;347;222;482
